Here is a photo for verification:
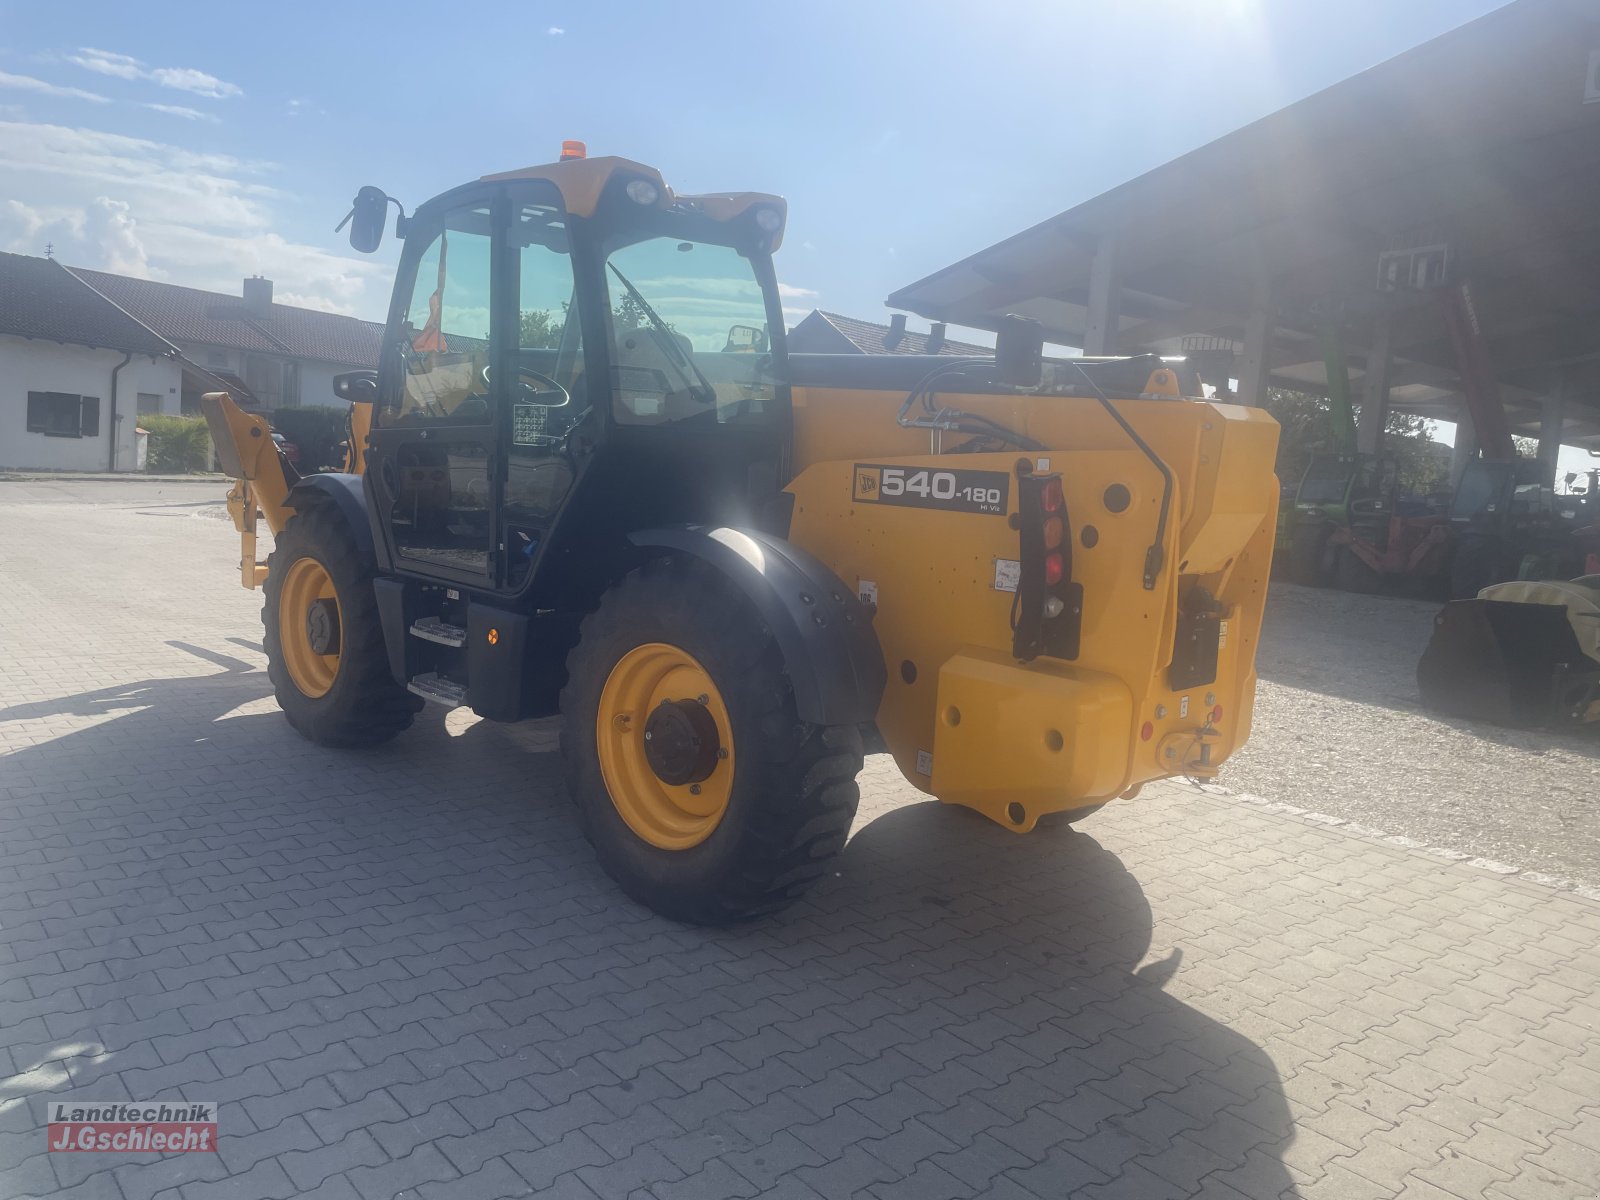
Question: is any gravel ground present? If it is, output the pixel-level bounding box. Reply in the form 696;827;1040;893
1221;581;1600;889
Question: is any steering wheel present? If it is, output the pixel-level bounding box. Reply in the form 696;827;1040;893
481;363;570;408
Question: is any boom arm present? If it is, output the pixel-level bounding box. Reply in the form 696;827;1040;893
199;391;295;589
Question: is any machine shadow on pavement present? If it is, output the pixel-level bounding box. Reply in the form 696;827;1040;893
1;662;1295;1199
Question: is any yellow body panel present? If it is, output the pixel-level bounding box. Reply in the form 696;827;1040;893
200;391;296;589
786;383;1278;830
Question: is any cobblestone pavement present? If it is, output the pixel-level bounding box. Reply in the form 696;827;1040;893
2;480;1598;1200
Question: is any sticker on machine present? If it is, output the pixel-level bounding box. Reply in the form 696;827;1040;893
993;559;1021;593
915;749;933;777
857;579;878;608
1218;619;1229;649
853;465;1009;515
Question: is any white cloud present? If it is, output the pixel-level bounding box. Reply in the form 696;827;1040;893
0;121;274;232
0;70;109;103
67;48;242;99
547;26;565;35
65;49;142;81
0;118;387;316
82;196;153;276
777;282;817;299
144;103;218;123
149;66;241;100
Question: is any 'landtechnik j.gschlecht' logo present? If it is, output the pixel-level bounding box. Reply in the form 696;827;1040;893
47;1101;217;1153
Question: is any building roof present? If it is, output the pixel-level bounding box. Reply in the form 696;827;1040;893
885;0;1600;444
0;252;175;357
69;268;384;367
789;310;991;356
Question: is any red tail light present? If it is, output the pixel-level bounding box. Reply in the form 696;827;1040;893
1011;471;1080;662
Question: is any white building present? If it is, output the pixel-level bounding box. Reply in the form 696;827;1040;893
0;251;183;473
0;251;384;473
68;268;383;416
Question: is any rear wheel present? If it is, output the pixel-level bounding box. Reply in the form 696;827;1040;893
263;503;421;747
560;557;864;925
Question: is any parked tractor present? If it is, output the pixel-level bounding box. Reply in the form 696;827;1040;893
203;148;1279;924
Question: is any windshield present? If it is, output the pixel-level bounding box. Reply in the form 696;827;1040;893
603;236;780;426
1452;463;1513;518
1297;458;1353;505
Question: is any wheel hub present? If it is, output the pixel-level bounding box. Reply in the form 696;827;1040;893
305;598;341;656
643;699;720;786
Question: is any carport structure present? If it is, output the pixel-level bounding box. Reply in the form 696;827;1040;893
888;0;1600;482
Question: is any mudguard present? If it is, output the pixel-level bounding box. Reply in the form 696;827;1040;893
629;526;887;727
287;473;374;561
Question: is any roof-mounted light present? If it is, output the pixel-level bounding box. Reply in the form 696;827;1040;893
625;178;659;206
754;206;783;233
560;139;587;161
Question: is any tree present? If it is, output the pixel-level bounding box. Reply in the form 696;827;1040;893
1261;388;1448;494
519;307;564;349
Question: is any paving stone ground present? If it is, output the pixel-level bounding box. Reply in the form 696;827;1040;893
2;480;1598;1200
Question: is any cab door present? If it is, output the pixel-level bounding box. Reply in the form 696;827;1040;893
368;193;504;586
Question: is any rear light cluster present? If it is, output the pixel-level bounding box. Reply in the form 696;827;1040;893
1011;472;1083;662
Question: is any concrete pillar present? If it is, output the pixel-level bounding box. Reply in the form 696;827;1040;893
1082;234;1120;357
1356;315;1393;455
1538;373;1567;487
1450;402;1479;486
1235;272;1275;408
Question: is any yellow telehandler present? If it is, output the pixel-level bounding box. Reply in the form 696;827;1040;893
204;146;1279;924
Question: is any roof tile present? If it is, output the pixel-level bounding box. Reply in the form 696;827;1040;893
0;252;173;357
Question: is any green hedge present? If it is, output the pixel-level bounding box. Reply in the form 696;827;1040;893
271;407;347;473
141;414;211;474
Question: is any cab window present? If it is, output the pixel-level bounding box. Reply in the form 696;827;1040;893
603;236;778;426
389;206;494;424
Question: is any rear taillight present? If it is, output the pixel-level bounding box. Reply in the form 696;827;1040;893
1012;471;1082;662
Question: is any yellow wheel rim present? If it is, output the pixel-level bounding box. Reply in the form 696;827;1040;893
596;643;735;850
278;557;341;699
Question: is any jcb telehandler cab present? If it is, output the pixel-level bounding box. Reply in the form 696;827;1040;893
205;148;1280;924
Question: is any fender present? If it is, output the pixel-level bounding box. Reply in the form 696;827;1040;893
287;473;375;561
629;526;887;727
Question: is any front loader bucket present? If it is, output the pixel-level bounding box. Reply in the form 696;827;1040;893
1416;599;1589;727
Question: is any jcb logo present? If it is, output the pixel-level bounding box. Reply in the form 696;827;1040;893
856;470;879;496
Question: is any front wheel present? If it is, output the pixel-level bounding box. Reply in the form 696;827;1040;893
560;557;864;925
263;503;421;747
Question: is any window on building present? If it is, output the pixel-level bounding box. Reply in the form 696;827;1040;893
136;392;162;416
26;392;100;438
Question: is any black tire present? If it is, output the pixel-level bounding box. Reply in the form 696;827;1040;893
1288;525;1331;587
263;503;421;747
560;556;864;925
1335;546;1383;594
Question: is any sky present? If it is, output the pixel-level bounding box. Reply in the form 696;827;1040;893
0;0;1510;330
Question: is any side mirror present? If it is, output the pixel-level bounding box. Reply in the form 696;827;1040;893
333;370;379;403
995;314;1044;387
724;324;766;353
337;186;390;254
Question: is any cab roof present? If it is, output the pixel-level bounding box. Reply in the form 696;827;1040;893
480;154;785;246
